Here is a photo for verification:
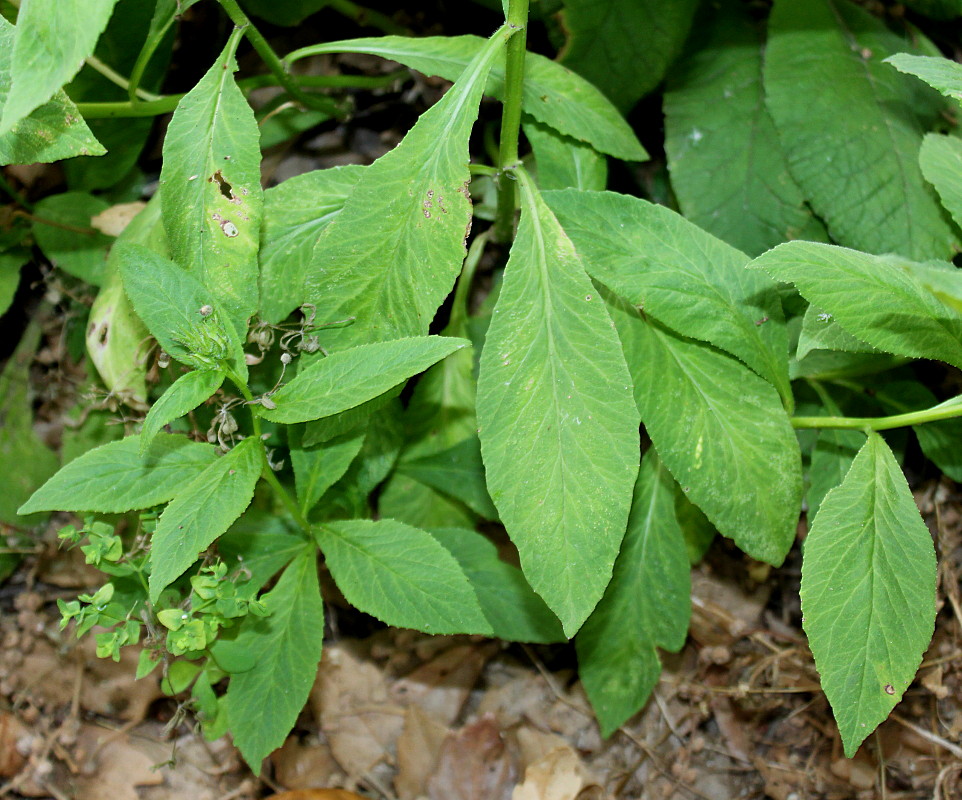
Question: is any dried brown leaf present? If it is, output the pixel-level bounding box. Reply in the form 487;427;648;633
427;714;516;800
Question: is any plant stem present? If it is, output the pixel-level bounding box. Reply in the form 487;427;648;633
215;0;343;117
84;55;160;102
448;231;489;333
791;395;962;431
0;171;32;211
75;96;184;118
493;0;529;243
328;0;409;34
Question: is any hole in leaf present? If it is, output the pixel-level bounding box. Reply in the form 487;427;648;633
209;170;234;200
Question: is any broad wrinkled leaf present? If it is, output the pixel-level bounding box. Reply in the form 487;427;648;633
576;451;690;736
379;473;476;530
398;437;498;519
523;119;606;191
0;0;118;134
140;369;224;455
290;424;366;516
560;0;697;112
259;165;363;323
546;189;791;406
919;133;962;230
293;34;646;162
118;243;246;377
430;528;564;643
149;436;262;600
801;432;936;756
797;305;877;360
750;241;962;370
614;307;801;566
886;53;962;103
31;193;112;285
19;433;217;515
765;0;956;260
477;173;640;637
808;428;865;520
161;33;263;332
226;549;323;771
315;519;491;634
664;0;825;256
258;337;469;424
303;29;510;351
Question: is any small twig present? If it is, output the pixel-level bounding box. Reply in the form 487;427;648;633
890;713;962;759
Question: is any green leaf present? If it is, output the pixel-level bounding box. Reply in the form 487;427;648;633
259;165;363;323
663;0;826;256
315;518;491;635
750;241;962;371
430;528;564;643
398;437;498;519
919;133;962;230
801;432;936;756
258;336;470;424
0;0;119;134
808;428;865;520
118;243;246;376
140;369;224;456
19;433;217;515
303;29;510;351
885;53;962;104
149;437;262;601
226;549;323;771
290;424;366;516
764;0;956;260
296;34;646;162
160;31;263;332
576;451;691;737
560;0;697;112
797;305;877;361
218;511;307;594
545;189;791;406
31;193;112;285
613;305;801;565
477;173;640;637
523;119;606;192
0;252;25;317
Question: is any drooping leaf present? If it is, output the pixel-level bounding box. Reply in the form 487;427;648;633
546;189;791;406
477;172;640;637
290;424;366;516
765;0;956;260
919;133;962;230
398;437;498;519
160;31;263;333
801;432;937;756
523;118;607;192
750;241;962;370
315;518;491;635
663;0;825;256
808;428;865;520
259;165;364;323
0;0;119;134
31;193;112;285
149;436;262;600
303;28;511;351
292;34;646;162
885;53;962;104
139;369;224;455
576;451;691;737
226;549;323;771
257;337;469;424
18;433;217;515
560;0;697;112
430;527;564;643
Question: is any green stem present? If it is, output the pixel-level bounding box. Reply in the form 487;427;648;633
791;395;962;431
0;171;32;211
328;0;408;34
493;0;529;243
75;95;184;119
242;70;406;91
447;231;489;334
215;0;343;117
85;55;160;102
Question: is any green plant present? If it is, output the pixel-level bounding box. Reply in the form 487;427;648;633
4;0;962;769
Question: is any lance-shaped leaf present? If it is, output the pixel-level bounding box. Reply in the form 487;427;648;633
797;305;877;360
258;336;469;424
750;241;962;370
477;173;640;636
663;0;825;256
218;511;309;596
398;437;498;519
259;165;364;323
140;369;225;455
764;0;956;260
161;31;263;331
546;189;791;406
31;193;112;286
303;28;511;351
149;436;262;601
430;528;564;644
801;432;937;756
885;53;962;104
315;519;491;635
226;549;323;771
808;428;865;520
560;0;697;112
576;451;690;737
523;119;607;192
290;34;646;163
0;0;118;134
19;434;217;515
919;133;962;231
290;425;366;516
614;307;801;565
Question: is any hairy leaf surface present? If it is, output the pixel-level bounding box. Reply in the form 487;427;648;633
290;425;366;516
524;119;606;191
140;369;225;455
886;53;962;104
398;437;498;519
919;133;962;230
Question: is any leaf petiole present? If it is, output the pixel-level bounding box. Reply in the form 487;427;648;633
791;394;962;431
